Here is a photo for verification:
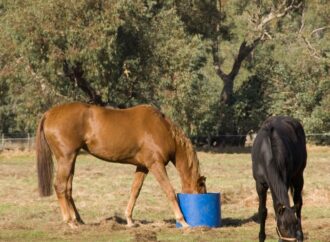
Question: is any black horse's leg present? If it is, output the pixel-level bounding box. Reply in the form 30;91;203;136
293;175;304;241
293;176;304;219
256;181;268;242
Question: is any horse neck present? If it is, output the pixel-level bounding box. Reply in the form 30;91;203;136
174;140;200;193
269;133;291;208
269;176;291;208
167;119;200;193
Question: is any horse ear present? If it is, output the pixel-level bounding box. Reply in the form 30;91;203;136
277;204;286;215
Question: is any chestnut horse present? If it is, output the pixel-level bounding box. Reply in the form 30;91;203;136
36;102;206;228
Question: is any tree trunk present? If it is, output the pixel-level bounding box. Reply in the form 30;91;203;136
219;75;234;105
211;0;302;146
63;61;107;106
211;26;260;146
212;39;260;106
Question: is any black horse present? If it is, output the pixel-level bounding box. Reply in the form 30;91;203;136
252;116;307;242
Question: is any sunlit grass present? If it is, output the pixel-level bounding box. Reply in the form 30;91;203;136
0;147;329;241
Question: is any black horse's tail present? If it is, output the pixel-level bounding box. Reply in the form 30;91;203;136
36;114;54;197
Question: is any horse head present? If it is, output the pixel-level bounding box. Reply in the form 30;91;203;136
181;175;207;194
276;205;303;242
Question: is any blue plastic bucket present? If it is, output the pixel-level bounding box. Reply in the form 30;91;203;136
176;192;221;228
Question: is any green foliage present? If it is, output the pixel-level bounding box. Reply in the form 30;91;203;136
0;0;213;134
0;0;329;144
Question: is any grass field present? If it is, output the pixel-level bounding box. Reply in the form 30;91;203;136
0;146;329;242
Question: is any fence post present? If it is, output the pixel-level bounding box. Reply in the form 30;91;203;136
207;133;211;149
28;133;31;150
1;133;4;151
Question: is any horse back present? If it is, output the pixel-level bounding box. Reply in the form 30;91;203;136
43;102;175;165
252;116;307;184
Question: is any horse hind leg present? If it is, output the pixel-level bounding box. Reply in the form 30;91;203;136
54;153;80;228
66;163;84;226
125;166;148;227
149;161;189;227
256;181;268;242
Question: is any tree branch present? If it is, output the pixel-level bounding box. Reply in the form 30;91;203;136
298;7;327;60
228;38;261;80
63;61;106;106
257;0;302;31
212;0;303;105
301;36;322;60
310;26;330;36
299;6;305;34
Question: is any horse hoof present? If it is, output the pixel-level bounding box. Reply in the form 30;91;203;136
179;221;190;228
127;223;139;228
77;220;85;225
67;221;79;229
127;221;139;228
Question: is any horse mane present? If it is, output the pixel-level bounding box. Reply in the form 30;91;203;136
167;119;200;174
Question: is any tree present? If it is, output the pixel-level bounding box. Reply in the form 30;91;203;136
0;0;210;134
177;0;303;104
250;0;330;144
0;0;329;144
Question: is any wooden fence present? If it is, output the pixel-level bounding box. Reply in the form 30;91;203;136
0;133;329;152
0;134;35;151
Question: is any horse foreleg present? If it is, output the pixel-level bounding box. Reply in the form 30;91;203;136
149;161;189;228
293;176;304;219
125;166;148;227
293;176;304;241
256;182;268;242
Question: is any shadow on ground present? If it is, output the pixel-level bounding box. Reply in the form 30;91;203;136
89;213;259;229
221;213;258;227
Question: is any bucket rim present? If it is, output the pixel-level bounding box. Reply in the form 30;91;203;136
177;192;220;196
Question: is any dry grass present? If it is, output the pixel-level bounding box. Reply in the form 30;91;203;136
0;147;329;241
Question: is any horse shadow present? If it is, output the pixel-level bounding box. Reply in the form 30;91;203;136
221;213;259;227
89;215;155;227
161;213;259;228
89;213;259;228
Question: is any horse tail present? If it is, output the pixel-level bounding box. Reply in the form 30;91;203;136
36;114;54;197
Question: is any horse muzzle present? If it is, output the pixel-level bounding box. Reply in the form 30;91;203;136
276;226;299;242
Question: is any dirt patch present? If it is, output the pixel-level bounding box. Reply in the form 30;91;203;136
132;230;158;242
103;217;127;231
89;215;128;231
